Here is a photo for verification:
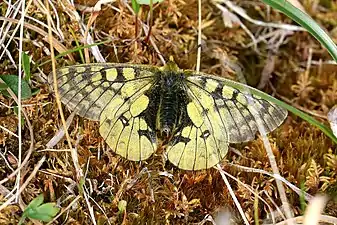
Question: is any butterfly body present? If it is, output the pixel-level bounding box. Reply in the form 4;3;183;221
153;69;189;139
50;61;287;170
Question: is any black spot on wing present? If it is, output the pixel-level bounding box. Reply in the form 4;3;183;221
200;130;211;139
210;82;224;100
171;135;191;145
119;115;129;126
138;129;156;144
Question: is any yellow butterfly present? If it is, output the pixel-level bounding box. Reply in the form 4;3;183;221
49;60;287;170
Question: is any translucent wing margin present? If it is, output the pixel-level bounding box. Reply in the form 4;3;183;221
185;73;288;143
49;63;159;161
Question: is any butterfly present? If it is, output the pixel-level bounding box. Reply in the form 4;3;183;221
49;60;287;170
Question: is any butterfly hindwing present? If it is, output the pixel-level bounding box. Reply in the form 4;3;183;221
100;93;157;161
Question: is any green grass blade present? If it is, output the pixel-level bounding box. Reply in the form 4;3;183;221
69;28;85;64
258;0;337;143
262;0;337;62
132;0;141;14
38;39;110;67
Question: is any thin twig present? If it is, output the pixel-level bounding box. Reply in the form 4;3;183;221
121;0;166;65
269;82;327;119
88;195;112;225
46;112;75;148
46;0;83;181
0;0;23;61
215;4;258;51
249;105;294;222
59;0;106;63
15;0;26;203
0;91;35;186
228;163;313;201
0;148;15;172
0;125;19;138
196;0;202;72
220;168;277;224
272;215;337;225
0;0;33;63
0;16;75;61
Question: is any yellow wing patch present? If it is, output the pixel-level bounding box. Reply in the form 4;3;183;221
105;68;118;81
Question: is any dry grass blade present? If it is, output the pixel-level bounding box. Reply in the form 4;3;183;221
196;0;202;72
0;17;75;61
45;0;80;179
228;163;313;201
0;88;34;190
0;156;45;212
0;125;18;138
216;164;250;225
46;112;75;149
303;195;327;225
212;0;306;31
46;195;81;225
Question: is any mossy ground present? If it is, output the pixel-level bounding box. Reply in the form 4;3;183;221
0;0;337;224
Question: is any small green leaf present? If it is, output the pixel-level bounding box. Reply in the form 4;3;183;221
0;75;32;99
22;194;60;222
26;203;59;221
299;182;307;213
78;178;85;194
118;200;127;214
22;52;31;81
26;194;44;209
131;0;140;14
136;0;163;4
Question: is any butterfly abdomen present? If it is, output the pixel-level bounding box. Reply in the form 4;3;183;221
159;88;179;135
157;72;186;138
